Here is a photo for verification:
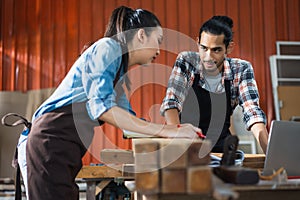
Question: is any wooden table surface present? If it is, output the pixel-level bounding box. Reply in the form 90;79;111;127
77;154;300;200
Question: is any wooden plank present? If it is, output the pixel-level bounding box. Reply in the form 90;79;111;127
100;149;134;164
160;141;189;169
210;153;265;169
76;165;122;179
135;170;160;195
134;138;211;169
142;187;300;200
211;153;265;162
187;166;213;194
122;164;135;177
243;154;265;162
134;140;160;170
187;141;211;166
161;169;186;193
160;139;211;168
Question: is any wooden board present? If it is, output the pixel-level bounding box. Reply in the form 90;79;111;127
100;149;134;164
76;165;122;179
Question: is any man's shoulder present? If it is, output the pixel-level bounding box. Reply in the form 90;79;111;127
177;51;200;68
178;51;199;60
229;58;251;66
228;58;253;72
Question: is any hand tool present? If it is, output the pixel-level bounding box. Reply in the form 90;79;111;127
213;135;259;185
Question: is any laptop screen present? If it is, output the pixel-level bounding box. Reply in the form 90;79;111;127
263;120;300;177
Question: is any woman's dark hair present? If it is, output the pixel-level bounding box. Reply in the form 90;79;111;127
199;15;233;48
104;6;161;43
104;6;161;91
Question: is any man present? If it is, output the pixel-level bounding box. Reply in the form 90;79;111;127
160;16;268;153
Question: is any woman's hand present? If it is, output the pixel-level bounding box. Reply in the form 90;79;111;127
158;123;204;139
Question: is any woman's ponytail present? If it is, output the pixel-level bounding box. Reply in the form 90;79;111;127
104;6;161;91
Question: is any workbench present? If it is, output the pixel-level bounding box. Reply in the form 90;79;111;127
77;154;300;200
138;179;300;200
77;165;300;200
76;165;134;200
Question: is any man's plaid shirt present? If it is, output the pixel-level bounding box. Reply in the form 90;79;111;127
160;51;267;130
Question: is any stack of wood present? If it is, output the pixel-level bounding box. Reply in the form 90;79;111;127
210;153;265;170
133;138;213;195
242;154;265;170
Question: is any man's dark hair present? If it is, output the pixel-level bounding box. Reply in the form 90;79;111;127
199;15;233;48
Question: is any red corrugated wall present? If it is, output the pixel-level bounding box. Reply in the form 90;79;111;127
1;0;300;164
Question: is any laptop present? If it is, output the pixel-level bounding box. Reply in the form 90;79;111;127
263;120;300;177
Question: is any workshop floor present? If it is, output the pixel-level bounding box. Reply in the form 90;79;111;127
0;181;87;200
0;194;87;200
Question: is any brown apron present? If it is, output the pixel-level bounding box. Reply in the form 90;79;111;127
26;102;99;200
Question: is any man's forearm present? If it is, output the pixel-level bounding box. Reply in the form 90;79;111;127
164;108;180;125
250;123;269;154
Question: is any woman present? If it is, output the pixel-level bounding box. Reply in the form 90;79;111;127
21;6;201;199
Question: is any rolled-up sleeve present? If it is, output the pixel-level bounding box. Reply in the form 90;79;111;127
117;92;136;116
238;62;267;129
82;39;122;120
160;53;195;116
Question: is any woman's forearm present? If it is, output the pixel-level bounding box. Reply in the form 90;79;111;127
99;106;201;139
